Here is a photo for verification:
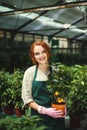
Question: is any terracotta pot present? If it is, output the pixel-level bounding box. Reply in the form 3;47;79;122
3;105;13;115
15;108;22;117
52;103;66;116
15;108;25;117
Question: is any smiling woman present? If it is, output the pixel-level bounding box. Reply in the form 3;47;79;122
22;40;66;130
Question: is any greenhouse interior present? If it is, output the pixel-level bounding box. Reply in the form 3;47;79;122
0;0;87;130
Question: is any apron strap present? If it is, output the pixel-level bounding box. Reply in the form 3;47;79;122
33;65;38;81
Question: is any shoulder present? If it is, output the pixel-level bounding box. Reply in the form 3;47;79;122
25;65;36;73
24;65;36;75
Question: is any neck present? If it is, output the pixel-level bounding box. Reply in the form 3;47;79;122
38;62;49;71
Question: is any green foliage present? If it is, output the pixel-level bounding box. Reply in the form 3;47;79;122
0;69;24;109
47;63;72;104
67;65;87;115
0;115;46;130
48;63;87;115
0;63;87;117
10;69;24;109
0;70;13;106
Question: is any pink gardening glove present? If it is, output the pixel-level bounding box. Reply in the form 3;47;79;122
38;106;63;118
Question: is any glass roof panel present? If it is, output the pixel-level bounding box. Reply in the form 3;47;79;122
0;6;13;12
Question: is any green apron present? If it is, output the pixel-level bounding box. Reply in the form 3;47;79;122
31;65;65;130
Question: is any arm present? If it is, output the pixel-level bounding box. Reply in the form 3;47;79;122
28;101;39;111
22;68;34;106
22;67;40;110
28;101;63;118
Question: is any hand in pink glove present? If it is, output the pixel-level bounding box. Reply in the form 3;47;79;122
38;106;63;118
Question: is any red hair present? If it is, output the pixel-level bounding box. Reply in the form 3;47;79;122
30;41;51;64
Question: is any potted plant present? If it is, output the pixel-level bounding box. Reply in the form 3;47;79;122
14;99;24;117
0;69;25;116
47;63;87;128
51;91;66;116
47;63;71;116
11;69;24;116
0;71;14;115
66;65;87;128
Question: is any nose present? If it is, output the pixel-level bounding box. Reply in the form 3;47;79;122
39;52;44;57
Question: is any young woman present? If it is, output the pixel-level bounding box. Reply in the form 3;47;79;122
22;41;66;130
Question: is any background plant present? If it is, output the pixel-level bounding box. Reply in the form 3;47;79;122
0;63;87;117
47;63;87;116
0;115;46;130
0;70;14;107
67;65;87;115
47;63;71;104
0;69;24;113
11;69;24;109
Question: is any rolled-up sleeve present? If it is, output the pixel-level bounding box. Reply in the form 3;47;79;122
22;68;34;106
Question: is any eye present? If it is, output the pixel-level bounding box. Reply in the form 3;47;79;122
34;52;39;56
42;50;46;53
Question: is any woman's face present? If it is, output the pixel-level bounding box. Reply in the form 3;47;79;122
34;45;48;64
